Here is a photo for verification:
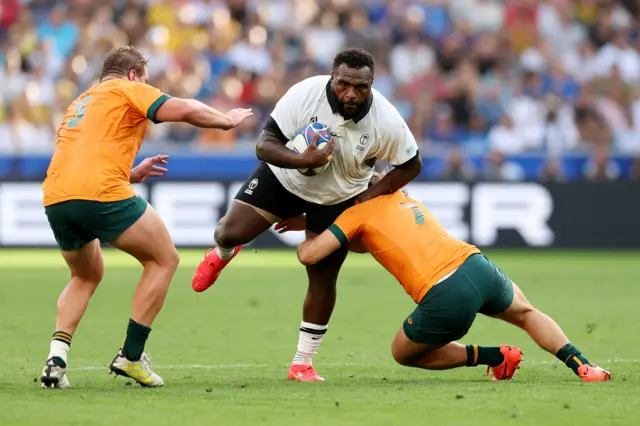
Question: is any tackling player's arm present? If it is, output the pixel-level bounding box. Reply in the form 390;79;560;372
297;206;367;265
276;214;368;254
297;231;342;266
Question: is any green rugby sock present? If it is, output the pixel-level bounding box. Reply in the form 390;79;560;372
123;319;151;361
556;343;591;376
466;345;504;367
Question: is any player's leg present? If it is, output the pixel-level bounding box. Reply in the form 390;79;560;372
192;162;303;292
289;241;349;381
41;201;106;389
491;280;612;382
391;331;465;370
391;254;522;380
192;200;272;291
106;201;179;387
288;197;355;382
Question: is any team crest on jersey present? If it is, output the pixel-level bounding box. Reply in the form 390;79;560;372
356;134;369;152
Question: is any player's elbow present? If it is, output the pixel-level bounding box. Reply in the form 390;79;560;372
256;137;275;162
297;248;317;266
256;139;267;161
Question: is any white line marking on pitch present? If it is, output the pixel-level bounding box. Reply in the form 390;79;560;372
29;358;638;372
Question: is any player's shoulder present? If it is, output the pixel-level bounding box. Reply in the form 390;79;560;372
292;75;331;91
284;75;329;97
280;75;329;109
102;79;160;94
370;88;404;123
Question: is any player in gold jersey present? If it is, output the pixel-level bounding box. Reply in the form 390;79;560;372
286;173;611;382
40;46;252;389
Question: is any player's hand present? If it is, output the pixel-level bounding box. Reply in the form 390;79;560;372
226;108;253;128
355;191;373;205
274;215;306;233
130;154;169;183
300;132;335;168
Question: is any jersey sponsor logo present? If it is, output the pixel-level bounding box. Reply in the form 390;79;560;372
356;134;369;152
244;178;259;195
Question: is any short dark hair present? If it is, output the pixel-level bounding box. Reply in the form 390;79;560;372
100;46;148;79
332;48;375;75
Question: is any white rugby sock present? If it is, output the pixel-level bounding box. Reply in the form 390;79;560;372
216;246;236;260
292;321;328;365
48;340;70;365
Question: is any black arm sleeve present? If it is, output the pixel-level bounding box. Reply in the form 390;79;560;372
262;117;289;143
394;150;420;169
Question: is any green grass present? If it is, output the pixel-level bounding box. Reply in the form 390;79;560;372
1;249;638;425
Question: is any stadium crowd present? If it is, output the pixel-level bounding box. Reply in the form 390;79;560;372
1;0;640;181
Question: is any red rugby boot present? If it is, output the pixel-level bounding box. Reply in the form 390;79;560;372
486;345;524;381
192;247;242;292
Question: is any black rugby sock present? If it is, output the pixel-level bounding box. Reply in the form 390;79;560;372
466;345;504;367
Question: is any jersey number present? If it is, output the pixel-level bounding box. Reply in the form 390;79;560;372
401;203;424;225
68;94;92;128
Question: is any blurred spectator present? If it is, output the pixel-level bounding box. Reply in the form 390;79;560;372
439;146;476;181
484;150;526;181
390;31;435;84
36;7;78;59
483;150;507;181
449;0;504;33
582;145;622;181
0;0;638;175
594;29;640;83
539;158;565;182
488;114;524;154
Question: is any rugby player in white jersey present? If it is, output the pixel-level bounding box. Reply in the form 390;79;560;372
192;48;422;381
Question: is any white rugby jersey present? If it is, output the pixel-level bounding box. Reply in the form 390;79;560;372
266;75;419;205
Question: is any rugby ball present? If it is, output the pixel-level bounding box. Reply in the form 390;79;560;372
289;122;333;176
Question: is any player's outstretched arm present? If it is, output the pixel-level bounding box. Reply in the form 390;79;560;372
154;98;252;130
357;154;422;204
297;231;342;266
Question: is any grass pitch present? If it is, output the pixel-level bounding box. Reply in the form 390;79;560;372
0;249;638;425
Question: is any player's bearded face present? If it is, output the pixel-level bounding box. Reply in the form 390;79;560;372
331;64;373;118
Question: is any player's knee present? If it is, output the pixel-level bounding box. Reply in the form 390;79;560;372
215;217;248;248
147;244;180;272
157;246;180;272
65;273;102;305
165;247;180;271
391;344;413;367
72;265;104;287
